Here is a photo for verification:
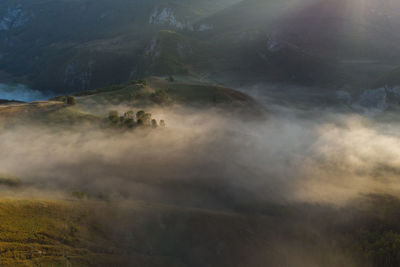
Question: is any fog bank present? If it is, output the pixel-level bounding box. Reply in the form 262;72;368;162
1;106;399;208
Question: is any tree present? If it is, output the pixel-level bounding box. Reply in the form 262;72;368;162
141;113;152;126
124;110;134;120
108;110;119;124
136;110;145;120
160;120;166;127
136;110;152;126
66;96;76;105
151;119;158;128
168;75;175;82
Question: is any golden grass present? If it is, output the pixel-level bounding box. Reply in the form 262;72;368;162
0;199;122;266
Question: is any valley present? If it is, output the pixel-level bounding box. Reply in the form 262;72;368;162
1;0;400;267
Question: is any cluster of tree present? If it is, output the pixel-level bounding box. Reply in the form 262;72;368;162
52;95;77;105
108;109;165;129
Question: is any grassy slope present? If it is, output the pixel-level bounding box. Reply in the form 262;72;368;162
0;200;120;267
1;195;400;266
0;101;100;130
76;76;257;110
147;76;255;105
0;198;274;267
0;76;259;129
0;199;184;266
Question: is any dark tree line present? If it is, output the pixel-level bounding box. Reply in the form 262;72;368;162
108;110;165;129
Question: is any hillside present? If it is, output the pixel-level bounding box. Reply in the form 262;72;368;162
0;77;260;128
195;0;400;87
0;0;240;93
78;77;255;105
1;0;399;93
0;101;98;128
1;195;400;266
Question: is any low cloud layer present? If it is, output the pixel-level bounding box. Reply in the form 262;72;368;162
1;106;399;208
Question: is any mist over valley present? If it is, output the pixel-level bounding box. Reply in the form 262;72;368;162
1;0;400;266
